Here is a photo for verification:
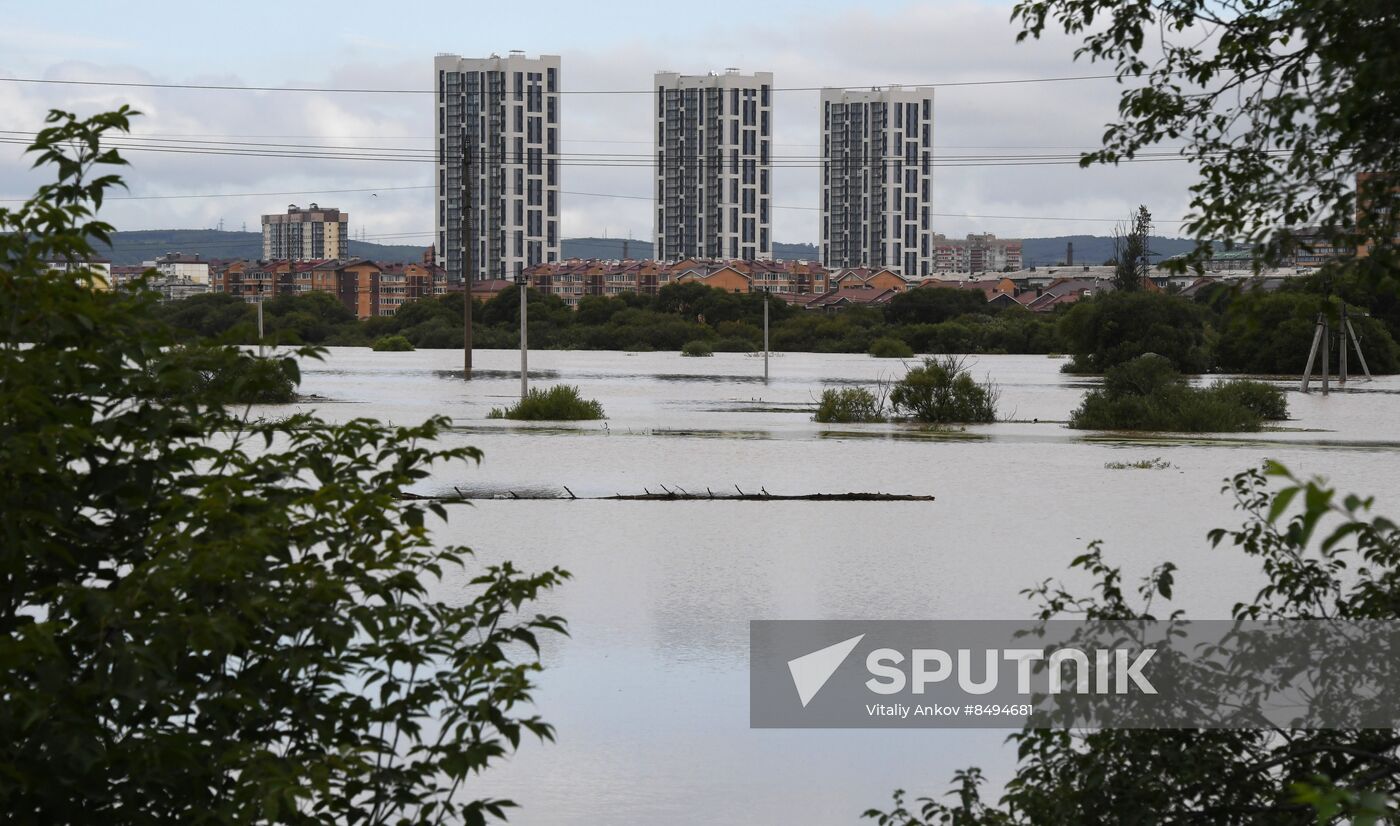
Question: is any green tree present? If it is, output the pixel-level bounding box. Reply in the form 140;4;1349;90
1058;290;1212;372
1213;290;1400;374
889;356;998;423
866;463;1400;824
153;291;256;340
1110;205;1153;292
1010;0;1400;283
1;109;568;823
884;287;988;325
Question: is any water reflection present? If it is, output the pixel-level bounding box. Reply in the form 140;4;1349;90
260;349;1400;825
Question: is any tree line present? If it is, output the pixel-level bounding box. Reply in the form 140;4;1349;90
154;273;1400;374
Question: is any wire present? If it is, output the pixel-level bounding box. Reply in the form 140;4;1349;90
0;184;434;204
0;72;1126;96
2;136;1243;170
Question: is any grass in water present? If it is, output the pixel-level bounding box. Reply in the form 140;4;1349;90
1105;457;1174;470
488;385;605;421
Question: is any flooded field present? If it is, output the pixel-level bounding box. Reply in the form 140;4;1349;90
271;348;1400;825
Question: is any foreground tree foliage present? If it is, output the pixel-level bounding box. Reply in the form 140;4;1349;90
868;0;1400;816
0;110;568;823
867;464;1400;824
1011;0;1400;285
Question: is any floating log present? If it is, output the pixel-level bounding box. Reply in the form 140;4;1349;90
400;489;933;503
599;491;934;502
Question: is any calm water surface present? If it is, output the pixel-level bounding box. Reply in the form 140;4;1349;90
273;348;1400;825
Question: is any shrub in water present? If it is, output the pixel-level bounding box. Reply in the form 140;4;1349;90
889;355;998;423
814;387;887;423
155;346;298;404
1210;379;1289;421
371;334;415;352
681;339;714;357
713;336;756;352
868;336;915;358
488;385;605;420
1070;354;1288;432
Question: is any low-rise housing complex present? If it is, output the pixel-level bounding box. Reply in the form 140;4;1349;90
212;258;448;319
522;258;833;306
930;233;1023;273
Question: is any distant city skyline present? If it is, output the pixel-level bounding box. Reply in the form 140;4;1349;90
0;1;1202;247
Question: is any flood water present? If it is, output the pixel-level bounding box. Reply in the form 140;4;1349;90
275;348;1400;825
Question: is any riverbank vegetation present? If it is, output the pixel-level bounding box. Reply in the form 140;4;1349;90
868;336;915;358
1069;355;1287;432
488;385;606;421
151;272;1400;377
3;109;568;822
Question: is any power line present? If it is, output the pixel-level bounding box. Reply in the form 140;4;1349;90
2;135;1241;170
0;184;433;204
0;72;1127;96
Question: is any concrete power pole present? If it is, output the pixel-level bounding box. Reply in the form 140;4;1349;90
763;289;770;383
518;267;529;399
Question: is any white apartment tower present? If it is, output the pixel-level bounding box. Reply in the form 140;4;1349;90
435;52;561;283
820;87;935;276
654;69;773;262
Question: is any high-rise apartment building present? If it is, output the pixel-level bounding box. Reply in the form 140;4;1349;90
654;69;772;262
820;87;935;277
262;204;348;261
435;52;561;283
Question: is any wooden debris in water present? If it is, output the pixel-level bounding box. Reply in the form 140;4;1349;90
400;488;934;503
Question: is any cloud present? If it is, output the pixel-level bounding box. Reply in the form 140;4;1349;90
0;3;1202;250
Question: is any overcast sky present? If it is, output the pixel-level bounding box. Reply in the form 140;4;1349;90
0;0;1202;247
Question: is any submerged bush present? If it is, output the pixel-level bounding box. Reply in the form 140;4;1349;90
868;336;915;358
814;387;887;423
680;339;714;357
1210;378;1289;421
889;355;998;424
488;385;605;420
713;336;756;352
371;334;414;352
155;346;299;404
1070;354;1288;432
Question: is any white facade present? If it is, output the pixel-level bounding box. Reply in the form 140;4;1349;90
45;259;112;287
820;87;935;277
654;69;773;262
149;253;210;284
436;52;561;283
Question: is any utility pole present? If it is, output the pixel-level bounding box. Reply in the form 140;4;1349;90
1321;310;1331;395
763;287;770;384
518;266;529;399
1340;304;1349;385
257;296;265;358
